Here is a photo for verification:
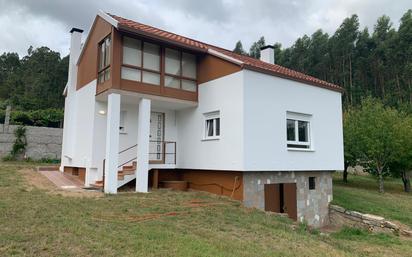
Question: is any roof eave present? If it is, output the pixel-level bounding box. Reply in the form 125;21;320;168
76;10;119;66
117;24;208;54
242;64;344;93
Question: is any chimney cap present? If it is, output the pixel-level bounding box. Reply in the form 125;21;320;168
260;45;274;51
70;28;84;34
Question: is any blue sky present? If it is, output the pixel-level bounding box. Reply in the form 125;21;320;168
0;0;410;57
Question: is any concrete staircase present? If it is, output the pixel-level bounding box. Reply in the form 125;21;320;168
90;161;137;190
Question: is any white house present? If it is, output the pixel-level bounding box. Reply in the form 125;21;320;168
61;11;344;227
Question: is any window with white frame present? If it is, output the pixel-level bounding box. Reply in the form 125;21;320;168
204;111;220;139
286;112;311;149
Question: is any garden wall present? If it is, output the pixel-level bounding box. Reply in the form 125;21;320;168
0;124;62;160
329;204;412;237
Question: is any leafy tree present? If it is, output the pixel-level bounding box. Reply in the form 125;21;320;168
235;9;412;110
233;40;247;55
387;114;412;192
343;106;361;182
346;98;403;192
249;36;265;59
0;46;68;111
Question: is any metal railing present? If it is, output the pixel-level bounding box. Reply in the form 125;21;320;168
102;141;176;179
149;140;176;165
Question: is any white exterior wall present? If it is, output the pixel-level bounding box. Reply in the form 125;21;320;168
176;71;244;170
243;69;344;171
61;81;97;168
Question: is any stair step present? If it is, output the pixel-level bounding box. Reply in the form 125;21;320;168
121;169;135;175
90;183;103;188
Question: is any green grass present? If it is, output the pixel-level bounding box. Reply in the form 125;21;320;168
333;173;412;227
1;163;412;257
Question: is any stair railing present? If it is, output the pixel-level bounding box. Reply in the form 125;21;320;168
102;144;138;183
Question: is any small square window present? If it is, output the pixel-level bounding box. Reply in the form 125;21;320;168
309;177;316;190
286;112;311;149
203;111;220;140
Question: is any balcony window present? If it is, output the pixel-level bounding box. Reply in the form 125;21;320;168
98;36;111;84
165;48;197;92
121;37;160;86
121;36;197;91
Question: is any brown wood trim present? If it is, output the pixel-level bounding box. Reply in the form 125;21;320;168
151;169;244;201
77;16;113;90
197;54;242;84
120;79;197;101
111;28;121;89
121;79;161;95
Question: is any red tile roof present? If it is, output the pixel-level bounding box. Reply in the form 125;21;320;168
109;14;343;92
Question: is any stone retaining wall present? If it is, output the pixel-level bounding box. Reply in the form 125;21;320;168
329;204;412;237
0;124;62;160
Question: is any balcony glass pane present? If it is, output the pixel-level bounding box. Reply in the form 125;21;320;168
143;42;160;71
165;48;181;75
165;76;180;89
121;67;141;81
182;52;196;79
142;71;160;85
181;79;196;92
123;37;141;67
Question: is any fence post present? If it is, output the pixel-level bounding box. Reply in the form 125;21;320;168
4;105;11;132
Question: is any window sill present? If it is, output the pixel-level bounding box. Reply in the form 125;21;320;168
201;137;220;142
287;148;315;152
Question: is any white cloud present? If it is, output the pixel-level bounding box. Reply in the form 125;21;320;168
0;0;410;57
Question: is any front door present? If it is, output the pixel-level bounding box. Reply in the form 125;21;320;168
149;112;165;163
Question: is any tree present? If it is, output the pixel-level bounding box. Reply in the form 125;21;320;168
0;46;68;111
346;98;403;192
233;40;247;55
249;36;265;59
387;114;412;192
343;106;361;182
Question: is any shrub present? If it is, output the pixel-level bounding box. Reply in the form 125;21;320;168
0;110;4;123
8;108;63;128
10;125;27;158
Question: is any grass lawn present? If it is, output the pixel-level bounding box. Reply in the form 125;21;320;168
333;172;412;228
1;163;412;257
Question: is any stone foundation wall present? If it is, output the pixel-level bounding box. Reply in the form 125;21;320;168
0;124;62;160
243;171;333;228
329;205;412;236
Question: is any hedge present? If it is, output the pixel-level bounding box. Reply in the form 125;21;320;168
2;109;64;128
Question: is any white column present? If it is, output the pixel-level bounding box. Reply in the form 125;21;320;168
104;93;121;194
136;98;151;193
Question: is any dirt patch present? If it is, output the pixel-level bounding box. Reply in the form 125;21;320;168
20;168;102;198
184;199;226;208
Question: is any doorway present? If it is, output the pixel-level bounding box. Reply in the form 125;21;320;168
264;183;297;220
149;112;165;163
